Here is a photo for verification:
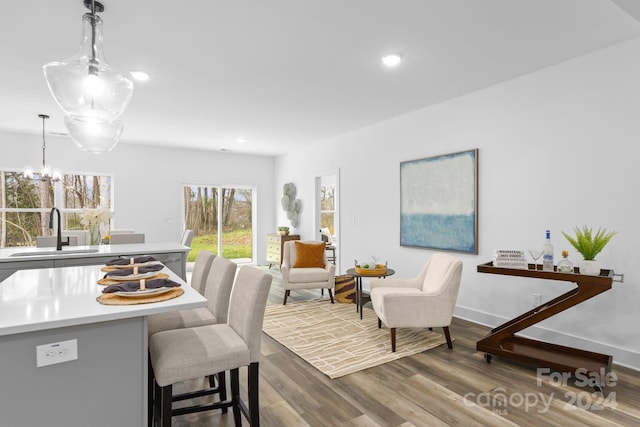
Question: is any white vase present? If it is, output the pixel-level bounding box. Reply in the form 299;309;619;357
579;259;601;276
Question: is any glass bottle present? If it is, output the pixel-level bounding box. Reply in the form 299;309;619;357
542;230;554;271
557;250;574;273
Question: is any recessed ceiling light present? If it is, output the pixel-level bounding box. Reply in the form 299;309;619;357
381;54;402;67
236;137;247;144
130;70;150;81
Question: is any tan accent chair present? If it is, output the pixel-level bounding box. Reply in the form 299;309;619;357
370;253;463;352
149;266;272;426
281;240;336;305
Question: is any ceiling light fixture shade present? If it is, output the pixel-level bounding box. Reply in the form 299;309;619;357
43;0;133;153
64;115;123;153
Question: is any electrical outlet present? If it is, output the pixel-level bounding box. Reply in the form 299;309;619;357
532;293;542;307
36;339;78;367
350;217;356;225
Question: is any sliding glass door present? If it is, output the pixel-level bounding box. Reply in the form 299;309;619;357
183;185;254;263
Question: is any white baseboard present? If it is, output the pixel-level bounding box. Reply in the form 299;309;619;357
454;304;640;371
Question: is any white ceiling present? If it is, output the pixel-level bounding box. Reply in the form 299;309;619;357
1;0;639;156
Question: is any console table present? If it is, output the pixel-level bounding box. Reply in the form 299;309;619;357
476;262;620;376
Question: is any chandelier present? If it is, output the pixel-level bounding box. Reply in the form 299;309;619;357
24;114;61;182
43;0;133;153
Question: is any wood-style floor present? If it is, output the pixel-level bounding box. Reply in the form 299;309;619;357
169;268;640;427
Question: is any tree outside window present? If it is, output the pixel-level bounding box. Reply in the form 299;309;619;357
0;170;112;248
183;185;253;262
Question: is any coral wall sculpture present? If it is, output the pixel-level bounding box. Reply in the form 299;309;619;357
281;182;302;228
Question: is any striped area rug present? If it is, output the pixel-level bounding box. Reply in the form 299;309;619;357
262;300;448;379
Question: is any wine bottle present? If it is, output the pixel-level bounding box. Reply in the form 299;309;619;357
542;229;554;271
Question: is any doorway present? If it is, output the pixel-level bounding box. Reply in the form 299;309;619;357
315;169;340;272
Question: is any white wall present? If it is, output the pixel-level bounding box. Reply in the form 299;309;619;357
274;37;640;369
0;132;275;261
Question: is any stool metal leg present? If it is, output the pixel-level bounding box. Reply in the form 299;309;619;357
160;384;173;427
231;368;242;426
148;355;154;427
248;362;260;426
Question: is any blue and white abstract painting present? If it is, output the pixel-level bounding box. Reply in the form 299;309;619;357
400;149;478;253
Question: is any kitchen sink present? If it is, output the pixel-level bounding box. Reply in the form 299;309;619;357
9;249;100;257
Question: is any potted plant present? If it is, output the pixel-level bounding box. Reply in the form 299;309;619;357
278;226;290;236
561;226;617;275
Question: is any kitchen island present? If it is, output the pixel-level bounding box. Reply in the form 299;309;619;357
0;242;190;282
0;263;206;427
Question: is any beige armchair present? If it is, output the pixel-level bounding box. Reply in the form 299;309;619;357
281;240;336;305
370;253;463;352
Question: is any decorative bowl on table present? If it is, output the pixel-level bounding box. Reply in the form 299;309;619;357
355;264;387;276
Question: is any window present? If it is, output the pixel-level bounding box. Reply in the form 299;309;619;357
0;169;113;248
320;185;335;236
183;185;254;263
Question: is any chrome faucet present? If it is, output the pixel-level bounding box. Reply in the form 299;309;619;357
49;207;70;251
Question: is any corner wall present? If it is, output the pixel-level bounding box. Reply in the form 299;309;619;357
274;37;640;369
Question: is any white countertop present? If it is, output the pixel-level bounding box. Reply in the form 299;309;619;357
0;264;206;337
0;242;189;264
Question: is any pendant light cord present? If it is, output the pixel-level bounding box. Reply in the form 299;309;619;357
90;0;98;65
40;114;49;170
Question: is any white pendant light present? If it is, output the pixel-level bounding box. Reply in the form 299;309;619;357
24;114;61;182
43;0;133;153
65;116;123;153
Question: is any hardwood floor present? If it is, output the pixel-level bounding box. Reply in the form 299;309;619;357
169;268;640;426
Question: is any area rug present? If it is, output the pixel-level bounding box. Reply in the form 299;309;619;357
262;300;448;379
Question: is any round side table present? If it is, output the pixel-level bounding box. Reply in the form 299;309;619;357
345;268;395;319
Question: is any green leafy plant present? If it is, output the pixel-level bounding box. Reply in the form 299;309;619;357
277;226;289;231
561;226;617;260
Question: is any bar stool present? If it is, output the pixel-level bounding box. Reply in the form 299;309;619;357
149;266;272;426
147;253;235;337
147;253;235;424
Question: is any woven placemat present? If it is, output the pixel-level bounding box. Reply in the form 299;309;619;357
97;273;169;286
96;287;184;305
100;261;161;272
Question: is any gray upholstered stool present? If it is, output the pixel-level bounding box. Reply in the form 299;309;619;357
147;254;235;337
149;266;272;426
147;253;235;425
189;250;215;295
